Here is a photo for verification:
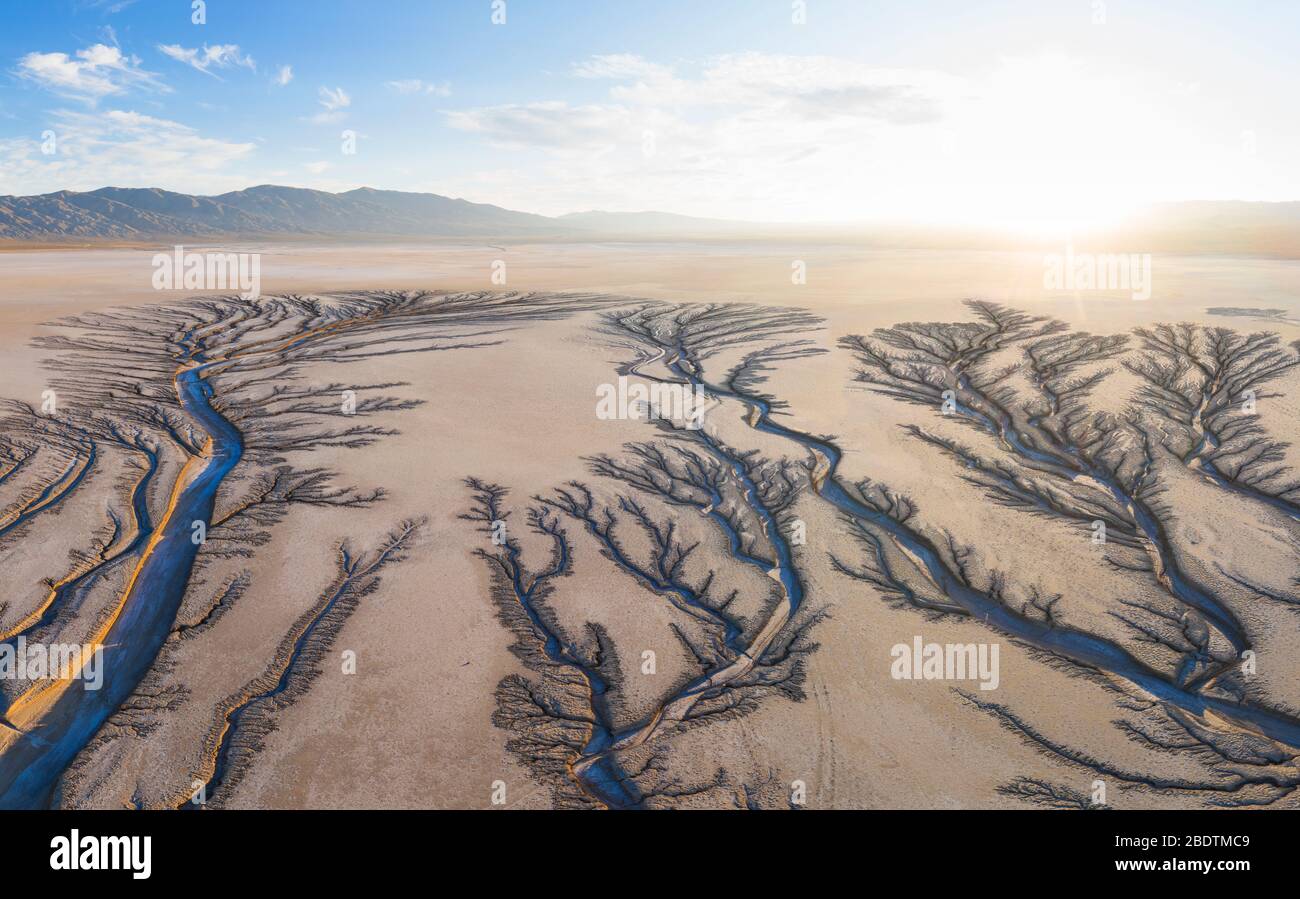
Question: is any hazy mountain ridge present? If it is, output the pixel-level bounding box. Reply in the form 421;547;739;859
0;185;703;241
0;186;1297;256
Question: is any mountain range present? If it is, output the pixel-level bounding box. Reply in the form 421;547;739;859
0;185;733;241
1;186;1297;257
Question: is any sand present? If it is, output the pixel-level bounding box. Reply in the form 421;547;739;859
0;242;1297;808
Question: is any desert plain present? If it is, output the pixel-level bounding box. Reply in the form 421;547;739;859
0;240;1298;809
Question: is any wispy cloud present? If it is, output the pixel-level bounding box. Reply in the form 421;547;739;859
274;64;293;87
74;0;142;14
319;86;350;110
571;52;948;121
446;101;633;152
445;52;959;219
385;79;451;97
450;53;950;152
306;85;351;123
157;43;256;77
16;43;167;103
571;54;673;82
0;108;256;194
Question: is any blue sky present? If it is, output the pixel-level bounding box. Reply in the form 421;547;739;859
1;0;1297;228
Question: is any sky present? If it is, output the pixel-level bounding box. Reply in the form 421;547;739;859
0;0;1297;232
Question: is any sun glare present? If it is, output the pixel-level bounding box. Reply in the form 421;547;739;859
900;53;1155;236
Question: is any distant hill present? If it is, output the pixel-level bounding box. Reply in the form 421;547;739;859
1116;201;1300;257
0;185;574;241
1;187;1297;256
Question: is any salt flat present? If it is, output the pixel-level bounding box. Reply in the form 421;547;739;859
0;243;1297;808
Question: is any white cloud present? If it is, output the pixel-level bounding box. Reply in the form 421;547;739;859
319;86;350;110
448;49;1271;229
74;0;142;12
157;43;256;77
0;108;257;194
274;64;293;86
449;53;952;154
386;79;451;97
443;52;972;221
305;85;351;123
446;101;635;152
305;160;331;174
16;43;166;103
574;52;952;121
572;54;672;82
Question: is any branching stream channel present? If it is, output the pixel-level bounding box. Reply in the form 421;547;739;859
2;297;1298;810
